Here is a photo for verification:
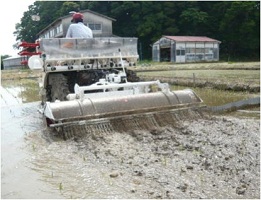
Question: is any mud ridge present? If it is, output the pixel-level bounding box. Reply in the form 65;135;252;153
140;76;260;93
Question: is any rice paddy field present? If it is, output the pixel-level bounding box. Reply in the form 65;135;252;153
138;69;260;85
133;61;260;106
1;62;260;199
1;61;260;106
135;61;260;85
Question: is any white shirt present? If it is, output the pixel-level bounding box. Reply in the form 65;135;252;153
66;22;93;38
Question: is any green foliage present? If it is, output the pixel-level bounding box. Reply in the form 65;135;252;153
14;1;260;61
179;8;209;35
58;2;80;16
219;1;260;60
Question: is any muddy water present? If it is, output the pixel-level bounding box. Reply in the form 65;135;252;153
171;85;259;107
1;76;260;199
1;102;63;198
23;115;260;199
1;77;62;198
1;78;41;104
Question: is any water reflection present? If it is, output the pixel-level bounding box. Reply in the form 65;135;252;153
1;78;40;103
171;85;259;106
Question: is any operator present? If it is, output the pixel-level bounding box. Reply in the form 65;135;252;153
66;12;93;38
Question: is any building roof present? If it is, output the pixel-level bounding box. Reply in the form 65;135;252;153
164;36;221;43
65;9;116;22
3;56;22;61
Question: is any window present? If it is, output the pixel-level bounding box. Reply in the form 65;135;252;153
186;48;195;53
195;48;204;53
205;48;213;54
57;24;63;33
177;50;185;56
88;23;102;31
49;29;54;37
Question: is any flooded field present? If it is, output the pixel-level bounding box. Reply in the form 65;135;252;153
138;69;260;85
136;62;260;93
1;71;258;107
1;74;62;198
1;69;260;199
1;78;40;104
171;85;259;107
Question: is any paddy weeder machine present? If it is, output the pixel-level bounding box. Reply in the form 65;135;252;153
26;37;203;139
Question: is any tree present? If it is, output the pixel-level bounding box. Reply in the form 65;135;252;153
14;1;260;61
219;1;260;60
14;1;65;43
58;2;80;16
179;8;209;35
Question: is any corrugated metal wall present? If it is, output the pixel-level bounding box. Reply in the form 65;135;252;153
3;57;25;70
152;37;220;63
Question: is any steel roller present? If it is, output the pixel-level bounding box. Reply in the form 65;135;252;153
44;89;202;123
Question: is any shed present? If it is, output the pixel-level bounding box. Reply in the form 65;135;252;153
152;36;221;63
37;9;116;38
2;56;28;70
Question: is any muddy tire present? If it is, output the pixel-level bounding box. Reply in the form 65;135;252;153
47;73;70;102
126;69;140;82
